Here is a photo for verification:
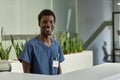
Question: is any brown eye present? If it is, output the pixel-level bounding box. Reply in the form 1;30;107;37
50;20;54;24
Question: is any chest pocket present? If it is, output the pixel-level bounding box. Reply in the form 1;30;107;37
51;44;60;75
52;47;59;61
52;49;59;69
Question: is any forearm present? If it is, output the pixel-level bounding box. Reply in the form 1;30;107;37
22;61;31;73
58;64;62;74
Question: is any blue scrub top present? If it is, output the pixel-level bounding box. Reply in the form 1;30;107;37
19;36;64;75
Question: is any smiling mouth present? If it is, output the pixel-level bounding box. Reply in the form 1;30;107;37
45;28;52;32
42;27;53;35
46;28;51;30
44;28;52;35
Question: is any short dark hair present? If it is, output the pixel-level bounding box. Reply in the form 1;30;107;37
38;9;56;23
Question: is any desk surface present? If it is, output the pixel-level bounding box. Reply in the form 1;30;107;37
1;63;120;80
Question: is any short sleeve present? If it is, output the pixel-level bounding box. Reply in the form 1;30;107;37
58;45;65;63
19;42;33;64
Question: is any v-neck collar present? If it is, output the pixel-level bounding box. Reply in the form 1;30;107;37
37;36;53;48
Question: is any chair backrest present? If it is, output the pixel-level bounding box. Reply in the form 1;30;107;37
102;46;109;56
0;60;11;72
102;46;109;62
102;41;112;62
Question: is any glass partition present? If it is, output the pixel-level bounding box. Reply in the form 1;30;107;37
53;0;77;35
112;12;120;62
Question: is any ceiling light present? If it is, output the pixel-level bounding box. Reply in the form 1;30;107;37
117;2;120;5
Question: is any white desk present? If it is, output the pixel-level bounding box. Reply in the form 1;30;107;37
60;63;120;80
61;51;93;73
1;63;120;80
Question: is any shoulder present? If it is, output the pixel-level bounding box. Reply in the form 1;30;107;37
25;36;38;46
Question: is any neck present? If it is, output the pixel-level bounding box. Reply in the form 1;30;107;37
38;34;52;47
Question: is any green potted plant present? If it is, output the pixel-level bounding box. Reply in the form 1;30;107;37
10;35;29;59
0;42;12;60
57;31;83;54
0;27;12;60
10;35;24;59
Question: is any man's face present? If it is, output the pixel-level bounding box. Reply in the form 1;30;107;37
39;15;55;36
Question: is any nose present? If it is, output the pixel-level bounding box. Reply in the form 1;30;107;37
46;22;51;28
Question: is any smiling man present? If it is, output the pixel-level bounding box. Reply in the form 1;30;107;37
19;9;65;75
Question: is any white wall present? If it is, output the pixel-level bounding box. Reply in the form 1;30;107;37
0;0;17;34
0;0;51;35
77;0;112;65
0;0;51;60
88;27;112;64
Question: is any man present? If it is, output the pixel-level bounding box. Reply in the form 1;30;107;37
19;9;65;75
